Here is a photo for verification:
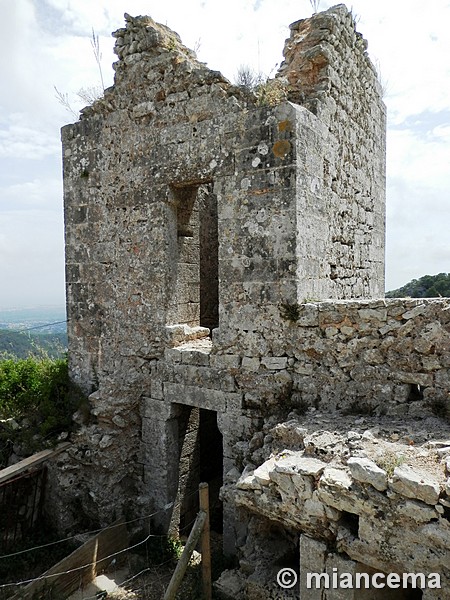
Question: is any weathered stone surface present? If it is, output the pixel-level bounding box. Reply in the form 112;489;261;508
55;4;450;596
347;456;387;491
396;499;440;522
390;465;441;505
261;356;288;370
278;454;327;477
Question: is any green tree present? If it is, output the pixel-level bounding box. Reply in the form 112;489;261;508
386;273;450;298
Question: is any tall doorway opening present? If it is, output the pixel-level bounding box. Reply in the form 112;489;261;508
169;183;219;332
176;405;223;537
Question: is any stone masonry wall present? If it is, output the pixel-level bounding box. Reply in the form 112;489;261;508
59;5;387;533
278;5;386;299
214;297;450;416
57;7;450;595
228;408;450;599
54;8;450;596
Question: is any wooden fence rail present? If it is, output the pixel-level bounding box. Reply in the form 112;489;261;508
11;518;128;600
164;482;212;600
0;443;71;486
0;443;71;551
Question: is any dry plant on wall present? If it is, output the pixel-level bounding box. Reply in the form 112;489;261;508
309;0;322;13
374;58;389;98
235;64;264;90
55;28;105;119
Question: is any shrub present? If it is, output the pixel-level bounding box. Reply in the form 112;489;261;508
0;356;83;465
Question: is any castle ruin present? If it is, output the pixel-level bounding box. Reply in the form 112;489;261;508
57;5;450;598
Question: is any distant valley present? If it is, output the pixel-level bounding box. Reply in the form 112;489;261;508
0;306;67;359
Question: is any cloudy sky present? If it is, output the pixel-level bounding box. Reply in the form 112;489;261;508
1;0;449;309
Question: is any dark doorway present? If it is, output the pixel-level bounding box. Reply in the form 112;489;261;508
199;408;223;532
177;406;223;536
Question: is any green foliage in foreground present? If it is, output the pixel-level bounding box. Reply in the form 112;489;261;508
0;356;82;466
386;272;450;298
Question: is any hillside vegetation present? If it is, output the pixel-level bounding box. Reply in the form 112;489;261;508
386;272;450;298
0;356;83;468
0;329;67;359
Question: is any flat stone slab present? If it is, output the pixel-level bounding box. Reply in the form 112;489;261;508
274;454;327;477
347;456;387;491
390;464;441;505
320;467;353;489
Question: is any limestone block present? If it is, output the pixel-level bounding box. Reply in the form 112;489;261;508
297;303;319;326
390;465;441;505
272;421;308;447
285;454;327;477
402;304;426;320
269;470;298;502
300;535;327;600
181;350;210;366
261;357;288;370
140;397;172;419
357;307;387;322
164;347;182;363
347;457;387;492
392;371;433;387
435;369;450;388
379;320;401;335
242;357;260;372
421;356;442;371
163;382;241;412
210;354;241;369
320;467;352;490
252;456;281;486
304;496;326;518
316;468;371;515
396;499;439;522
150;378;164;399
236;467;261;491
221;373;237;392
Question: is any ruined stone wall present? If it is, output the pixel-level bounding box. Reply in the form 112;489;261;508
63;5;385;393
278;5;386;299
57;8;450;594
216;297;450;416
62;13;252;397
227;407;450;599
60;2;390;547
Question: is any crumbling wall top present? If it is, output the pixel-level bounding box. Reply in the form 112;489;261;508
278;4;384;120
80;12;254;123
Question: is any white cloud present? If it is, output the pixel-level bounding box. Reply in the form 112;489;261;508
0;113;61;160
1;0;450;306
350;0;450;124
0;177;62;212
388;126;450;191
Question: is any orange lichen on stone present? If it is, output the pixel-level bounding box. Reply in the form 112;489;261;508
272;139;291;158
278;119;293;133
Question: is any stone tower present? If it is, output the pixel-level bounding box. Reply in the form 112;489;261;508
59;4;386;542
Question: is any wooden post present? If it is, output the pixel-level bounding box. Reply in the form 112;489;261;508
199;482;212;600
163;510;207;600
